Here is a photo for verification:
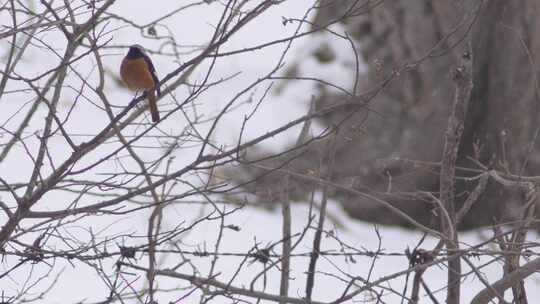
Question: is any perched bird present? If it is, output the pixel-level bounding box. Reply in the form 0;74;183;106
120;44;161;122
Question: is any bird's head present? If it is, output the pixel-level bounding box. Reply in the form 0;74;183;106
126;44;146;59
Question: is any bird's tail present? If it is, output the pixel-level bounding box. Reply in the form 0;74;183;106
147;90;160;122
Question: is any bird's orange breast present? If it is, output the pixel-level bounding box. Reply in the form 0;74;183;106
120;58;155;91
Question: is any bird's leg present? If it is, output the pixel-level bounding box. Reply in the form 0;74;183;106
128;90;141;108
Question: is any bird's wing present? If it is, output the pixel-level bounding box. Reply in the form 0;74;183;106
143;55;161;96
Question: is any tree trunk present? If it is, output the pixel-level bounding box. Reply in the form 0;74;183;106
230;0;540;230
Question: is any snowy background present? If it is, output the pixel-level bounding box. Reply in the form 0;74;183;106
1;1;539;303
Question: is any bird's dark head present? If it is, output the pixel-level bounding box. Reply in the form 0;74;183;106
126;44;146;59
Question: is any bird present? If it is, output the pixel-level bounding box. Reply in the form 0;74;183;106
120;44;161;122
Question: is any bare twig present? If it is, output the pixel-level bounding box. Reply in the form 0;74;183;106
439;45;474;304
